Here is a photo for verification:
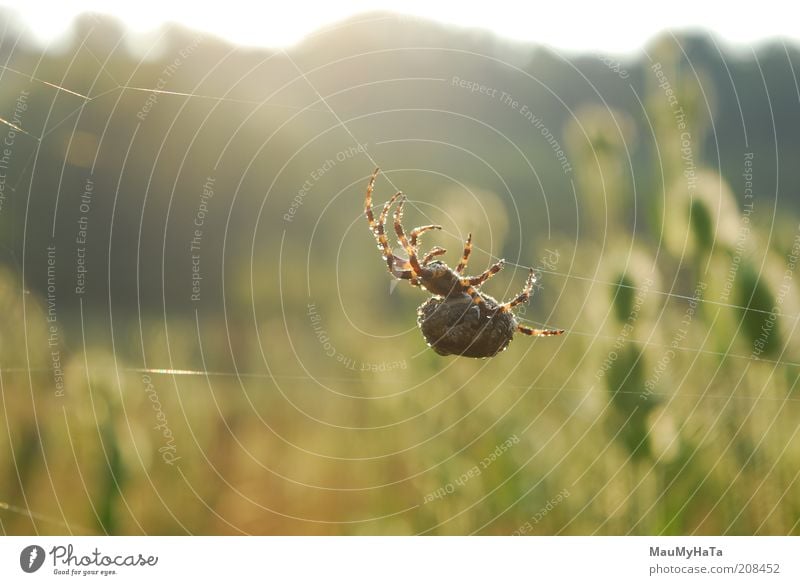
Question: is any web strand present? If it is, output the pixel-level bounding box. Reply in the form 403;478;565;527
0;500;94;534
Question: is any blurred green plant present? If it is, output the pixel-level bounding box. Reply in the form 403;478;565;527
0;20;798;537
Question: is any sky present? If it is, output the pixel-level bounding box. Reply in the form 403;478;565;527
4;0;799;55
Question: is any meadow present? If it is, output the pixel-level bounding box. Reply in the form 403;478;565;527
0;13;798;535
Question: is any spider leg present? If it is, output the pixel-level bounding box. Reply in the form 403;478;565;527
378;191;403;228
365;168;405;276
393;196;422;274
409;224;442;249
455;233;473;274
364;167;381;232
411;224;446;266
464;284;489;307
461;259;505;287
389;256;414;280
421;246;447;265
499;269;536;311
517;324;565;336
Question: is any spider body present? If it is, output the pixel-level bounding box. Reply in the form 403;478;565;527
364;168;563;358
417;293;517;357
405;260;463;297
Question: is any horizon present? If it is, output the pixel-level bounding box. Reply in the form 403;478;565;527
3;1;800;56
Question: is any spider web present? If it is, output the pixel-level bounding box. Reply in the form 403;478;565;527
1;15;799;537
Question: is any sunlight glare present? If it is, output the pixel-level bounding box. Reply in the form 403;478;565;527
6;0;800;54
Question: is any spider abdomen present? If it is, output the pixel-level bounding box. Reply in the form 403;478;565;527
417;294;517;358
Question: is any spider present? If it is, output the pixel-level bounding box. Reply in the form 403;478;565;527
364;168;564;358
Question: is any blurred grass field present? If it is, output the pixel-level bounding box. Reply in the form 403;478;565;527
1;14;799;535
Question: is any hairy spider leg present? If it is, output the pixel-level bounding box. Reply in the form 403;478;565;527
455;233;473;273
410;224;448;267
409;224;442;248
464;284;489;306
421;246;447;265
381;193;416;279
502;269;565;336
365;169;413;279
364;168;391;269
393;196;423;274
517;325;565;336
364;167;381;231
461;259;505;287
499;269;536;311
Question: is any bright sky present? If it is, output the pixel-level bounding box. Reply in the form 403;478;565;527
6;0;799;54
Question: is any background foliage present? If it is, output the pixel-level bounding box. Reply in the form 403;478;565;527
1;12;798;534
